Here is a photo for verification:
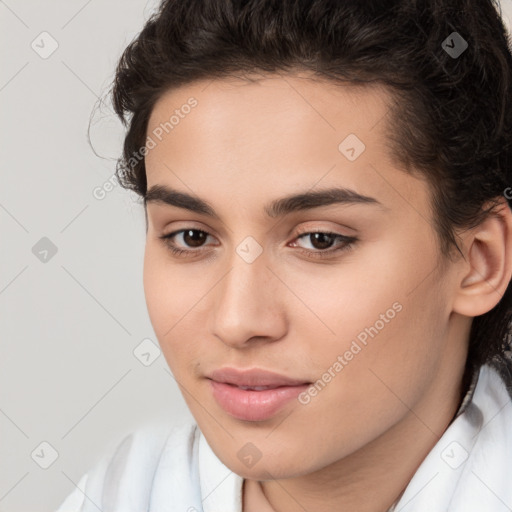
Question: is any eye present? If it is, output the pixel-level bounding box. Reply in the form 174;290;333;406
291;230;357;259
159;228;214;257
158;228;357;260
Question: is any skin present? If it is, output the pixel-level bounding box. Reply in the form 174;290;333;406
142;72;512;512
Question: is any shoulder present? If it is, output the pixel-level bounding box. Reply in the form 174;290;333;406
55;420;199;512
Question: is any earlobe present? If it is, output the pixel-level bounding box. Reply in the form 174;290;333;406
453;198;512;317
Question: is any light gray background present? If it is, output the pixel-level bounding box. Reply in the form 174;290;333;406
1;1;511;511
1;1;195;511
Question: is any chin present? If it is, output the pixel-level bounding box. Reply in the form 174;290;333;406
229;461;302;481
213;444;320;481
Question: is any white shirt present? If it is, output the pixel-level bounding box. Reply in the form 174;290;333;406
56;364;512;512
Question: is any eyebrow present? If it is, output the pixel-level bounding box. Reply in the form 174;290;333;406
144;184;384;219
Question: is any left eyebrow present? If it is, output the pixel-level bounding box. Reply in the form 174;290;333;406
144;184;385;219
264;187;385;217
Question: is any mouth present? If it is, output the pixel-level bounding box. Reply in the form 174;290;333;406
206;367;312;421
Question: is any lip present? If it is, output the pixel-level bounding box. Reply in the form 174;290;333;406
208;367;310;387
207;367;311;421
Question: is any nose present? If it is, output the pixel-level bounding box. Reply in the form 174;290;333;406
210;248;287;349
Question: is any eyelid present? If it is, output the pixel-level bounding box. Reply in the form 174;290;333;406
293;224;355;237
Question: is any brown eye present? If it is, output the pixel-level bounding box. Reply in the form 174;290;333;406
180;229;208;248
292;231;358;260
159;228;215;256
304;232;337;250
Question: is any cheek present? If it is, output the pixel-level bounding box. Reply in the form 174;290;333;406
290;242;448;388
143;245;188;355
280;252;401;350
142;242;214;371
143;244;174;334
286;276;449;460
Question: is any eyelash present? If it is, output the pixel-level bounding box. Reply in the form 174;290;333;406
158;228;357;260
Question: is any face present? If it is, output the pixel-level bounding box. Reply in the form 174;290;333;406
143;73;466;480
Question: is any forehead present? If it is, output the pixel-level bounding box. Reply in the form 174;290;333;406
146;73;399;182
147;72;393;148
144;72;432;223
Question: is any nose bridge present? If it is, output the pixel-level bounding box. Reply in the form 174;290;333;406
218;248;273;318
211;244;285;346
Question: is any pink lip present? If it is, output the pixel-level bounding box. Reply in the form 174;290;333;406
208;367;310;387
207;367;311;421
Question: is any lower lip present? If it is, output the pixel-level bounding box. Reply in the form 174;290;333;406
208;380;310;421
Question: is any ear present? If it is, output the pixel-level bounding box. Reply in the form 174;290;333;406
452;197;512;317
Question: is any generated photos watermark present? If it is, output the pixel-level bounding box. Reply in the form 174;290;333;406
298;301;403;405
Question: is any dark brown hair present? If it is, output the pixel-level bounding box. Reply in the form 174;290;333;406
109;0;512;389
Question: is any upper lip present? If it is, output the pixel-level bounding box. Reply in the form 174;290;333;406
208;367;311;388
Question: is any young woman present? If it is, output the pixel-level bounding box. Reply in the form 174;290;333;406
57;0;512;510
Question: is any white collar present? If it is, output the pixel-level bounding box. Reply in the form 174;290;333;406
199;427;244;512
